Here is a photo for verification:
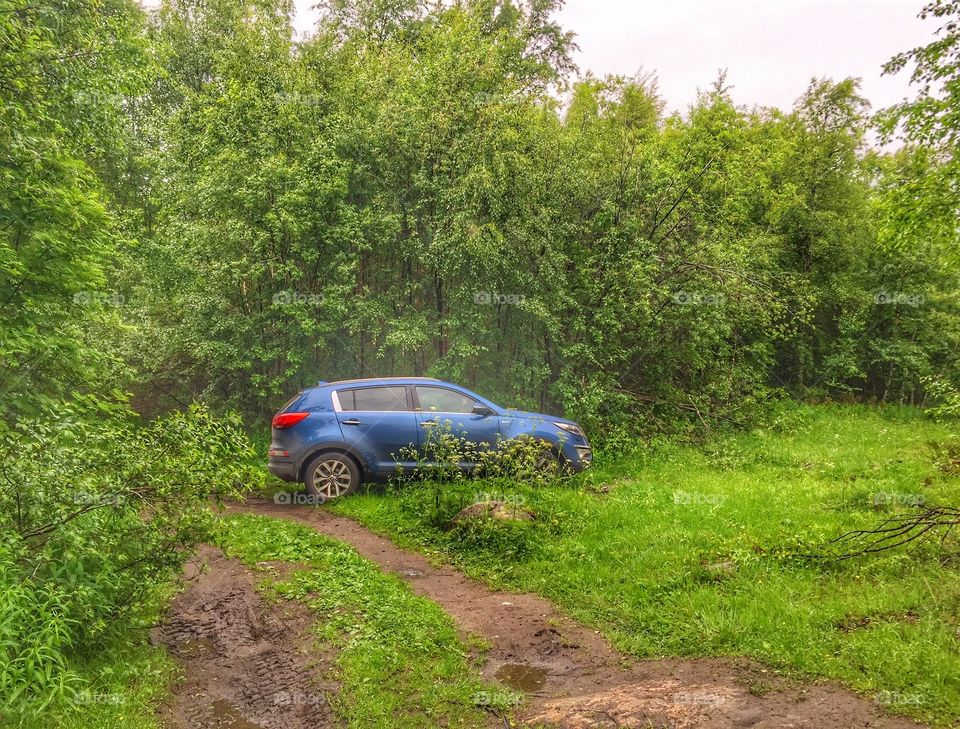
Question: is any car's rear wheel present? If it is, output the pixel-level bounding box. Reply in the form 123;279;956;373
305;452;360;500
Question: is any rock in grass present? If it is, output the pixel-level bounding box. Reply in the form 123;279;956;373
451;500;535;525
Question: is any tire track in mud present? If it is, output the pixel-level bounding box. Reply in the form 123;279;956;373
152;545;337;729
229;499;925;729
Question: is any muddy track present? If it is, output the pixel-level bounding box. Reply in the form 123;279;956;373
152;545;337;729
228;499;925;729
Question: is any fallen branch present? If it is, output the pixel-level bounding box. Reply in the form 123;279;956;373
806;506;960;561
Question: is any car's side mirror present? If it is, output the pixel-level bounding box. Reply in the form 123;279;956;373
471;404;495;417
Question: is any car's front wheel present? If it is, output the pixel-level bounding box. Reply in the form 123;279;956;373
305;452;360;500
534;445;564;476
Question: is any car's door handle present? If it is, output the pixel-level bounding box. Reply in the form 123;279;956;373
420;420;438;427
341;418;362;426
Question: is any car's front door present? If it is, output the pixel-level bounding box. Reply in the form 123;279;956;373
412;385;501;465
333;385;418;475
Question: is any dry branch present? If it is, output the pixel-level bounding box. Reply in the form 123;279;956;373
808;506;960;560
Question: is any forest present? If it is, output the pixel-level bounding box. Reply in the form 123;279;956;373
1;0;959;726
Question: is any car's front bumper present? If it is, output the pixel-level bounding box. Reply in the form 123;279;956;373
574;445;593;468
561;442;593;472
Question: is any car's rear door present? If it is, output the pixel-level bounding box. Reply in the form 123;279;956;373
333;385;418;476
412;385;501;464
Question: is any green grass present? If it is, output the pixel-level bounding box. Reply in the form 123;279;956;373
327;404;960;726
7;608;179;729
216;513;517;728
42;640;177;729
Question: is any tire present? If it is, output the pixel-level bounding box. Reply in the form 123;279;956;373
534;445;563;476
304;452;361;500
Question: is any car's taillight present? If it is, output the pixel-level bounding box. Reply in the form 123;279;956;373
272;412;309;428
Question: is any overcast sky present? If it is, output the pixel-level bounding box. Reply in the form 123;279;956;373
290;0;937;115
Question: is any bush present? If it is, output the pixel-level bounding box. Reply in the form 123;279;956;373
0;399;262;722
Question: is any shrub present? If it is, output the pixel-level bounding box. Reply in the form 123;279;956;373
0;399;261;722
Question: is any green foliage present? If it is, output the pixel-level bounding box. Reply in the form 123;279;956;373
218;513;518;727
925;376;960;420
99;0;957;439
0;400;261;722
0;0;148;421
34;634;178;729
383;420;566;558
396;419;566;483
370;477;543;561
878;0;960;260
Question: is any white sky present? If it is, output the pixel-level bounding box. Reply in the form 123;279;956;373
291;0;939;115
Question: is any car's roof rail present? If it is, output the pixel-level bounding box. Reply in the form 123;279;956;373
318;376;440;387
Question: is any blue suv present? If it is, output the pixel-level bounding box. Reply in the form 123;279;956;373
268;377;592;499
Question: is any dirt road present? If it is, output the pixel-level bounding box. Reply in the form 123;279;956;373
154;500;925;728
152;545;337;729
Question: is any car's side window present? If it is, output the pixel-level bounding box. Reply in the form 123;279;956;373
339;386;408;412
415;386;478;414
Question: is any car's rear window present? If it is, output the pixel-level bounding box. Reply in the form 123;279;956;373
279;391;303;412
339;386;408;412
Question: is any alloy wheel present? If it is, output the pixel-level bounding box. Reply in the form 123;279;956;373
312;458;353;498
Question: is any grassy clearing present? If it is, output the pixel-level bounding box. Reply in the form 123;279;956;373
216;513;516;728
328;404;960;725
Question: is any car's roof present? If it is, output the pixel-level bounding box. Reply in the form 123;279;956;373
316;376;442;388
